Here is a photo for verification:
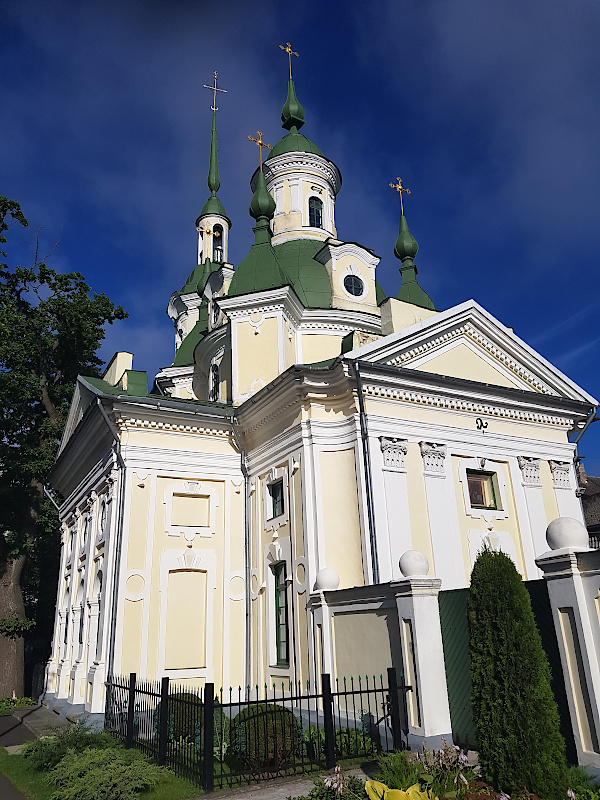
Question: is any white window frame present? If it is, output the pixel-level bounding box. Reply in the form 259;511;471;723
458;457;509;522
340;264;367;301
262;466;289;531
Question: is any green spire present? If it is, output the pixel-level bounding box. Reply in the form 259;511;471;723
198;109;228;220
394;215;436;311
281;79;305;132
228;171;288;297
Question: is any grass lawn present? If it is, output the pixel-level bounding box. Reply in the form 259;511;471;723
0;747;200;800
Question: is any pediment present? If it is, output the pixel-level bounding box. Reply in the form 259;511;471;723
345;299;597;404
58;378;99;456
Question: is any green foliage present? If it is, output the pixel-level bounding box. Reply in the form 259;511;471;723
155;691;230;759
376;742;474;800
22;721;119;771
0;695;35;715
376;751;423;792
468;548;568;800
568;766;597;793
48;746;162;800
303;723;377;761
0;614;36;638
287;773;366;800
231;702;301;773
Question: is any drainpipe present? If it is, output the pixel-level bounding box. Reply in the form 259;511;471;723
232;418;252;693
351;361;379;585
96;399;126;680
573;407;599;446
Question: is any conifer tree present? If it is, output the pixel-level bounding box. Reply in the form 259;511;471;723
468;548;567;800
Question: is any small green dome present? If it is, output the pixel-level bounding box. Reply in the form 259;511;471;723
197;195;229;223
394;215;419;263
267;130;324;160
249;170;276;220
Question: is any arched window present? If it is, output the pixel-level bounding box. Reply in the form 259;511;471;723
209;364;219;402
308;197;323;228
213;225;224;262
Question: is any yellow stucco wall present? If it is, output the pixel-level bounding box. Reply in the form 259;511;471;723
411;342;525;390
301;333;343;365
540;460;560;523
320;448;364;589
236;317;280;396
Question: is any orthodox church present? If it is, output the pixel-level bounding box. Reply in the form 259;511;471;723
44;61;600;758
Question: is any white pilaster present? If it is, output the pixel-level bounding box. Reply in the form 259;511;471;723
420;442;464;590
518;456;548;566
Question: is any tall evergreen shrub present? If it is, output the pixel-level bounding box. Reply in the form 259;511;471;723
468;548;567;800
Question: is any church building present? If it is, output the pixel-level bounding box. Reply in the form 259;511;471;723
44;60;600;760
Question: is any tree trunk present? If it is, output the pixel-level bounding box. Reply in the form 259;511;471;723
0;553;27;698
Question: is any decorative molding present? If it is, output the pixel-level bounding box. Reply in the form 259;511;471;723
362;383;573;428
116;417;230;437
420;442;447;474
549;460;571;489
380;437;408;471
385;323;556;395
518;456;542;487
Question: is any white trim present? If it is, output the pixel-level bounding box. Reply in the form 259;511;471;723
163;480;220;541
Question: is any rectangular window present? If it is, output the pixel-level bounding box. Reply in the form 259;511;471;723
467;471;498;509
273;562;289;666
267;479;284;520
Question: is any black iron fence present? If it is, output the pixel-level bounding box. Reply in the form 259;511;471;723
105;668;409;792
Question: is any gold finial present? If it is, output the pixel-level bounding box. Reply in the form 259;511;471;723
203;71;227;111
201;227;214;237
279;42;299;80
248;130;273;171
389;177;411;216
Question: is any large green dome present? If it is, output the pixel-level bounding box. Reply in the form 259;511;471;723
273;239;332;308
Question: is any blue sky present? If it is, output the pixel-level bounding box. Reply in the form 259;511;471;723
3;0;600;471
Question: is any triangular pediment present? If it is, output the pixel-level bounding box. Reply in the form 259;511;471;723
345;299;597;404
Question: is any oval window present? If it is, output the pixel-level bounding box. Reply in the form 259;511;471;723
343;275;364;297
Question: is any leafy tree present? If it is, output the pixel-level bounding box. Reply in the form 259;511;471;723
0;196;127;697
468;548;567;800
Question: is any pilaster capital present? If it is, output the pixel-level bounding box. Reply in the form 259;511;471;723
380;437;408;471
518;455;541;487
419;442;447;474
549;460;571;489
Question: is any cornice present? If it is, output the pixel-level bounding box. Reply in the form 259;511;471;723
115;414;232;437
259;152;342;195
348;363;584;428
314;240;380;268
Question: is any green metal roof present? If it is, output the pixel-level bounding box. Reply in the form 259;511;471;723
375;281;387;305
81;373;149;397
180;259;218;295
273;238;332;308
267;130;324;160
393;214;435;311
173;309;208;366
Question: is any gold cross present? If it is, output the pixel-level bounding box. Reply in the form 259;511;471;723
201;227;213;237
279;42;299;80
248;130;273;171
389;177;411;215
203;71;227;112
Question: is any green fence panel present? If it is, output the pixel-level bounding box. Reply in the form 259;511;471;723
438;588;478;750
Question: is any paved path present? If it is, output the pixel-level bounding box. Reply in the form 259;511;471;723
0;771;28;800
0;714;36;747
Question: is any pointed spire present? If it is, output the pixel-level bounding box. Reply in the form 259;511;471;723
281;79;305;132
249;170;276;225
207;109;220;195
199;74;229;221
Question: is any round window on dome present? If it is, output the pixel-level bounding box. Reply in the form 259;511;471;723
343;274;364;297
